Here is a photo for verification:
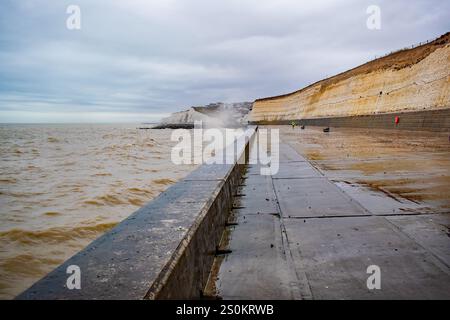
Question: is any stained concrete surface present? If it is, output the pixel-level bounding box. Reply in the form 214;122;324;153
285;216;450;299
208;126;450;299
273;178;367;218
213;214;301;299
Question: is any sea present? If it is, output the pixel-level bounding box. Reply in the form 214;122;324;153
0;123;197;299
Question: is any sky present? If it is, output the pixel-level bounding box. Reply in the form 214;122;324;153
0;0;449;123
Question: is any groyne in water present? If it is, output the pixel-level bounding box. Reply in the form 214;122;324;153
17;127;257;299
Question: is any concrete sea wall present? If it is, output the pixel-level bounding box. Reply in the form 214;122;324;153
17;127;257;300
156;102;253;129
250;34;450;128
251;108;450;132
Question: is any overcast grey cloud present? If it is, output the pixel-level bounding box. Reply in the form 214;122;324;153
0;0;449;122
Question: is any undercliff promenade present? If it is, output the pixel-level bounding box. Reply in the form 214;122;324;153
206;126;450;299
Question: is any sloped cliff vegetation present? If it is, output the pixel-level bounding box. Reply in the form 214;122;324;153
250;32;450;122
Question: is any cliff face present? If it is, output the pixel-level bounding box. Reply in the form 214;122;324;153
160;108;211;124
250;33;450;122
159;102;253;128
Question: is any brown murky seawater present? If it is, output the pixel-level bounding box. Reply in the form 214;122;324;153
0;124;197;299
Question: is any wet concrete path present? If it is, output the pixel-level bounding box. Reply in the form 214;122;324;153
207;137;450;299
